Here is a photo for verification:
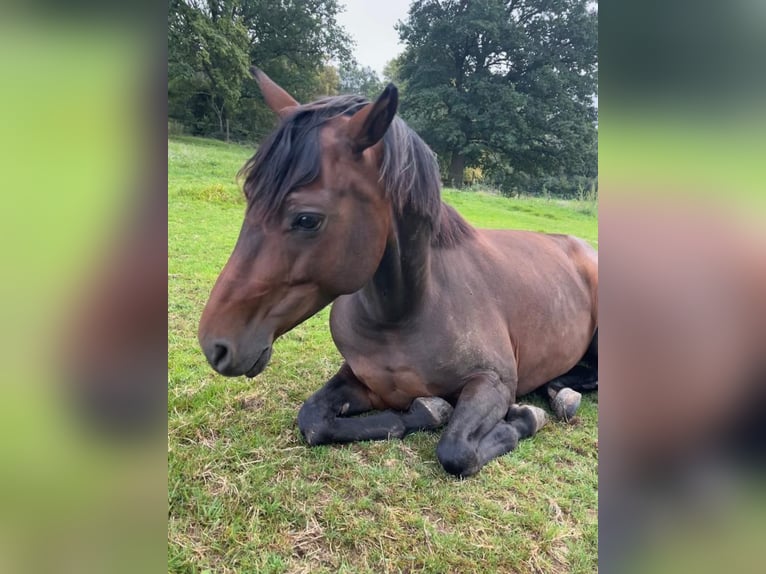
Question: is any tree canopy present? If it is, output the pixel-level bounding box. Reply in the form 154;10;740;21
395;0;597;195
168;0;351;140
338;61;385;101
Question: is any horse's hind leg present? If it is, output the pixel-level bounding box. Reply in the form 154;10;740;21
544;330;598;421
298;363;453;445
436;371;547;477
544;366;594;421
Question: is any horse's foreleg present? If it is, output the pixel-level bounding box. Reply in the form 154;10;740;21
436;371;547;477
298;363;453;445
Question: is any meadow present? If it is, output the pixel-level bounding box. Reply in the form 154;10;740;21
168;136;598;573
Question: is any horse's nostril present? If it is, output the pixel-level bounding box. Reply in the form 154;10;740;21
210;341;231;371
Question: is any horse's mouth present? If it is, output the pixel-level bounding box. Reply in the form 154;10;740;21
245;346;272;378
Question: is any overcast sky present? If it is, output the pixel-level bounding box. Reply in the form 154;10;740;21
337;0;412;77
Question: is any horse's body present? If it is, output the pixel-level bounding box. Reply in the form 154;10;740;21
198;68;598;476
331;229;597;411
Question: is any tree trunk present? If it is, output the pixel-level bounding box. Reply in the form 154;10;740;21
449;152;465;188
212;102;223;136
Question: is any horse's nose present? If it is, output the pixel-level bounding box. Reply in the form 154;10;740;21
204;339;233;374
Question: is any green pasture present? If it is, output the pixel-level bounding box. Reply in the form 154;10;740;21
168;136;598;573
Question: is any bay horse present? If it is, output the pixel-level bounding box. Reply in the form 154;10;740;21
198;68;598;477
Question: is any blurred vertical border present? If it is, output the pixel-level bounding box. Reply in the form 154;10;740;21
600;1;766;573
0;3;167;573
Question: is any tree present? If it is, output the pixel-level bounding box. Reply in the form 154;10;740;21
337;61;384;100
382;56;405;85
239;0;351;101
168;0;352;141
315;65;341;96
396;0;597;194
169;0;250;140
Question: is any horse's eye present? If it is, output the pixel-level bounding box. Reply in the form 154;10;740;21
291;213;324;232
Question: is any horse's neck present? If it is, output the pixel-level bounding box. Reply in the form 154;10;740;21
359;212;433;324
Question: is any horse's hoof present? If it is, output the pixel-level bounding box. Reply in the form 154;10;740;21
410;397;454;428
524;405;549;433
552;388;582;422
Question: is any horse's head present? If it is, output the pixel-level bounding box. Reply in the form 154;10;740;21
198;69;398;377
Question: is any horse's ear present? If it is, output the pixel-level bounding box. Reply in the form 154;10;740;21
250;66;299;118
346;83;398;154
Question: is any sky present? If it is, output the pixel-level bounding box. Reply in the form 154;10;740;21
337;0;412;77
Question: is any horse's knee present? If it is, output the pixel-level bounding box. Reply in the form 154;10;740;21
436;437;479;478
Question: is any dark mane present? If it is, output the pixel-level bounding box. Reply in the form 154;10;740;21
239;94;474;247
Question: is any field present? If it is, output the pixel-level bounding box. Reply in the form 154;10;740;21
168;136;598;573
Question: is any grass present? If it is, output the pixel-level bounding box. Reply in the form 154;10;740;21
168;136;598;573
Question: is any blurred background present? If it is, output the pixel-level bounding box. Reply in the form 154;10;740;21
0;0;763;572
600;1;766;573
0;3;166;573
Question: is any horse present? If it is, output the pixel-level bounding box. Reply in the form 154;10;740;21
198;67;598;477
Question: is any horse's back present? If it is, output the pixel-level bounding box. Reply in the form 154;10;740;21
477;228;597;311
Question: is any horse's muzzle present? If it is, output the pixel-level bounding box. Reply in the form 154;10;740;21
245;345;272;378
200;336;272;378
